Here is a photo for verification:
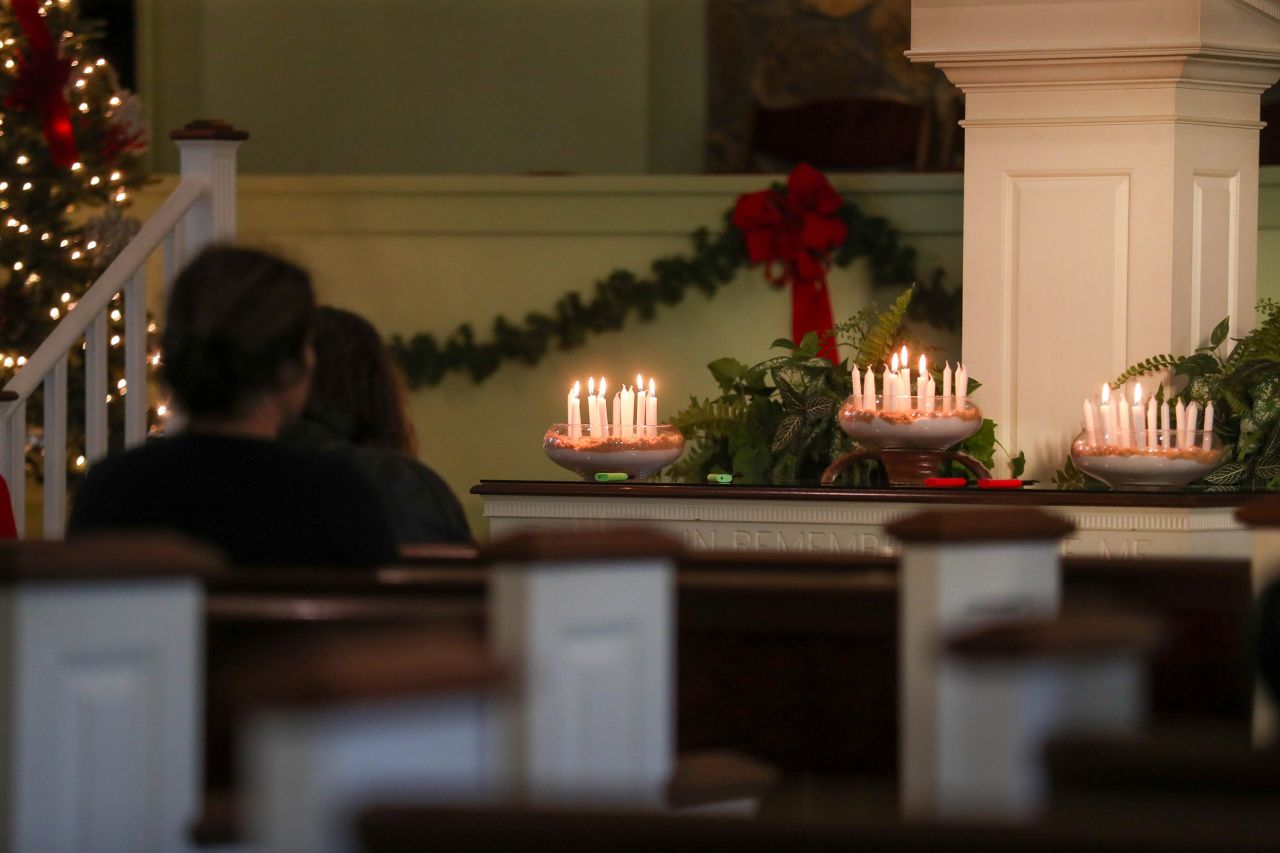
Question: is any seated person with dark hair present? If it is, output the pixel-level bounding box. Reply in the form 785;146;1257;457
69;246;398;567
282;306;471;545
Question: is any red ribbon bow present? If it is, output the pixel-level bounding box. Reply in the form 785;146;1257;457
732;163;847;363
4;0;78;168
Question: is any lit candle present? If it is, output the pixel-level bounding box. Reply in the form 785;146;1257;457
1202;401;1215;451
635;375;647;430
863;365;876;413
917;355;928;412
887;355;900;412
598;377;609;435
900;345;911;402
646;377;658;429
1083;398;1099;446
1185;401;1199;450
852;365;863;410
1099;384;1113;446
587;377;599;437
568;380;582;439
942;362;953;412
1131;383;1145;450
1160;394;1171;448
1174;399;1187;449
956;364;968;408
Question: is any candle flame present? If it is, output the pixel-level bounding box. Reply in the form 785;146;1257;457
918;354;927;375
1101;383;1110;404
572;380;580;397
588;377;595;395
900;345;908;365
649;377;656;395
1134;383;1142;404
637;374;644;391
599;377;607;396
891;352;899;372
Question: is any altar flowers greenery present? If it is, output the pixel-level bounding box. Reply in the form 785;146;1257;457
1059;302;1280;492
667;288;1023;486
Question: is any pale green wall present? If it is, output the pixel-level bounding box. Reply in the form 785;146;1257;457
1262;169;1280;308
138;0;706;175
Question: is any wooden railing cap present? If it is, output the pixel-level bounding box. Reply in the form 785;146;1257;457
886;508;1075;544
946;609;1163;661
485;528;683;563
0;533;224;584
232;629;503;711
1235;495;1280;528
169;119;250;142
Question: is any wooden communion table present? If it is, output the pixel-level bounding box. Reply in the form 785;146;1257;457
473;481;1257;559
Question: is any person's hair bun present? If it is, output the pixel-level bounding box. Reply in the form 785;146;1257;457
161;246;315;417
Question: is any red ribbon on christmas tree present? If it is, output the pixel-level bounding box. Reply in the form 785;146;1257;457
731;163;847;363
4;0;78;168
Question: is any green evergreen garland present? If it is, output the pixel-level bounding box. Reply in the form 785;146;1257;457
390;190;961;389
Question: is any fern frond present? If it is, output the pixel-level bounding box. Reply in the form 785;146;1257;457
1111;354;1182;389
854;286;914;367
669;397;747;440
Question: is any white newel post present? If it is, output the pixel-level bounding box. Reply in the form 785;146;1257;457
909;0;1280;479
0;536;218;853
885;508;1073;817
169;120;248;280
487;529;678;807
935;611;1157;820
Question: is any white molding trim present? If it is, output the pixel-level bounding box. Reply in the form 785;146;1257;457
962;115;1266;130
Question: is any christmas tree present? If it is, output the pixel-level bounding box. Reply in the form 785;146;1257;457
0;0;149;475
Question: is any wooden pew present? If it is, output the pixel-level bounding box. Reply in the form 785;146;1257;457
0;535;222;852
355;802;1280;852
204;545;1253;792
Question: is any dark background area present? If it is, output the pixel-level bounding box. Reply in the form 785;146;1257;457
55;2;1280;167
80;0;133;90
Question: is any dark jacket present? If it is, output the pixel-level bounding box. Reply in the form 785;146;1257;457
282;410;472;545
69;433;399;567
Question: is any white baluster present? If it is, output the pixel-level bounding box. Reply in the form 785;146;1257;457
124;271;148;448
171;120;248;257
163;227;185;296
85;314;108;464
0;401;23;535
42;355;67;539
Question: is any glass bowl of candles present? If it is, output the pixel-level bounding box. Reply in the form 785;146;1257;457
545;375;685;481
543;424;685;481
1071;382;1224;490
838;352;982;449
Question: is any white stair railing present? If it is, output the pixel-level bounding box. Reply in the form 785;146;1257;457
0;120;247;539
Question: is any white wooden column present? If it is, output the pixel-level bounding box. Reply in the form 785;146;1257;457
0;536;219;853
487;529;678;807
910;0;1280;479
886;508;1072;817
